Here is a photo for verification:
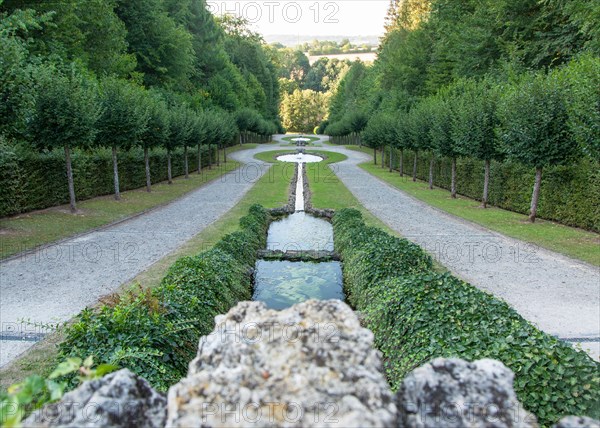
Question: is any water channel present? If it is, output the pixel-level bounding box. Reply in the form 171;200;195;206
252;152;344;309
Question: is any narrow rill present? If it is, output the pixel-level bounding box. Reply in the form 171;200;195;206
252;153;344;310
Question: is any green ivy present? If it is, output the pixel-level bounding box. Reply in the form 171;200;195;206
333;208;600;426
0;357;117;427
58;204;269;391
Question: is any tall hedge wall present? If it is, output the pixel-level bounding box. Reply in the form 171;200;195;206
0;144;218;217
381;148;600;232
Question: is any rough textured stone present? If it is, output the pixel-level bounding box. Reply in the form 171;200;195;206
553;416;600;428
397;358;538;428
24;369;167;428
167;300;397;427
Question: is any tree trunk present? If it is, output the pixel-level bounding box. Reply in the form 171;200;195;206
167;149;173;184
184;145;189;179
412;151;418;182
389;147;393;172
216;145;220;166
373;147;377;165
529;167;542;223
223;145;227;163
481;159;490;208
450;157;457;198
64;144;77;213
399;150;404;177
239;133;242;146
112;145;120;200
428;156;434;189
381;148;385;168
197;144;202;174
144;147;151;192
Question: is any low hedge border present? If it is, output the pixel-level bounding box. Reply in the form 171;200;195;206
333;208;600;426
58;204;269;391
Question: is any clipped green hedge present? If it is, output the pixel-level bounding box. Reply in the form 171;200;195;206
58;204;269;391
0;144;218;217
333;208;600;426
381;149;600;232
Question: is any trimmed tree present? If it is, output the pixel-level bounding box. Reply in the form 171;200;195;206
139;91;170;191
407;103;434;187
452;78;502;207
394;111;411;177
497;72;578;222
96;77;148;200
193;111;208;175
428;93;461;197
559;54;600;161
166;105;192;184
29;66;100;213
363;113;397;171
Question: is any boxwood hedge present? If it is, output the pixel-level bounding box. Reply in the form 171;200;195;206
59;204;269;391
333;208;600;426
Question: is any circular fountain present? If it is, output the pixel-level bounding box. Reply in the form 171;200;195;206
276;153;323;163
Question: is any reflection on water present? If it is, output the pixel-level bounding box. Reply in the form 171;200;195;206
253;260;344;310
267;212;334;252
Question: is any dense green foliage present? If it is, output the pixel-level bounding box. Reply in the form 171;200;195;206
58;205;269;391
280;89;329;133
325;0;599;226
333;208;600;426
270;46;353;133
1;357;117;427
0;1;280;214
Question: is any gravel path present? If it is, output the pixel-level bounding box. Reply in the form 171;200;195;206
241;137;599;359
0;153;275;366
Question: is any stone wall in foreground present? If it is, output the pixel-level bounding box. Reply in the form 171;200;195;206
25;300;598;428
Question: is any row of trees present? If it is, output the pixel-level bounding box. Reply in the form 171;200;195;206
342;56;598;222
322;0;599;223
30;68;251;212
0;1;281;214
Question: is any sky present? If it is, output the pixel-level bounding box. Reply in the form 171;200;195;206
207;0;390;39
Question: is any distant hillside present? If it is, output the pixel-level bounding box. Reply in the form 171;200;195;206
264;34;380;48
307;52;377;65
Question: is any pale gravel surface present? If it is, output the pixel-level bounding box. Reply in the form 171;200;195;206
1;136;598;366
0;153;277;366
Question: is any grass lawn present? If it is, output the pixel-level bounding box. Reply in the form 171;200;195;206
0;144;257;260
359;161;600;266
280;135;320;144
